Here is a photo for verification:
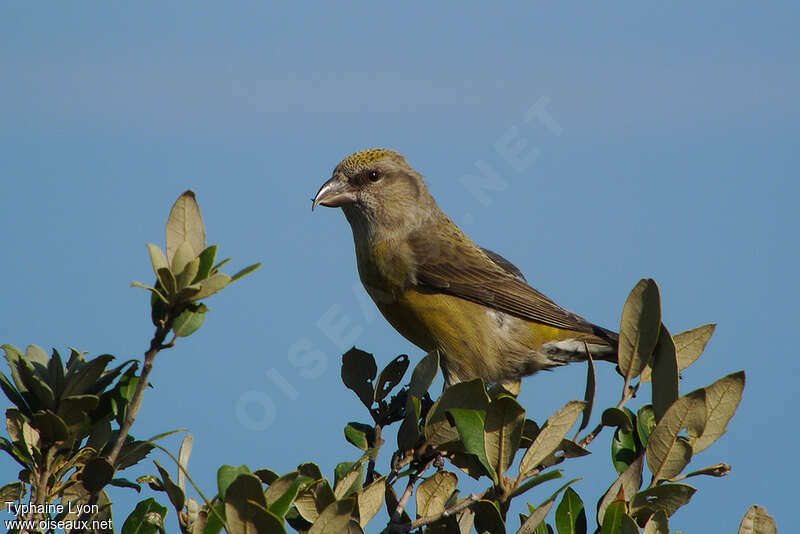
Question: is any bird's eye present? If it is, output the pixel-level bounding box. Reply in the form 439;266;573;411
368;170;381;182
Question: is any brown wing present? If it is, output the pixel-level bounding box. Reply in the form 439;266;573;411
408;229;598;334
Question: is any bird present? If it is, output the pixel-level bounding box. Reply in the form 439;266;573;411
312;148;618;386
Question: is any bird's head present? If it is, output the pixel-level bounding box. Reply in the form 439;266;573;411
312;149;437;233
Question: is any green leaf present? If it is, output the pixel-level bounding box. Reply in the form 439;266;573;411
408;350;439;397
255;468;280;485
217;464;251;500
121;497;168;534
636;405;656;449
0;372;30;414
425;379;490;448
737;504;777;534
643;510;669;534
109;478;142;492
397;395;421;452
166;190;206;266
81;457;115;493
154;459;186;512
156;267;178;297
578;354;595;434
190;272;232;300
597;456;643;526
172;303;208;337
344;422;375;450
520;479;579;534
555;487;586;534
195;245;218;282
690;370;745;453
334;462;364;499
47;348;66;399
176;257;200;291
641;324;716;383
32;411;69;442
308;498;356;534
601;408;633;434
298;462;324;481
17;358;55;410
600;502;627;534
294;478;336;523
374;354;410;402
618;278;661;384
63;354;115;398
225;474;277;534
484;395;525;478
341;348;377;409
264;471;312;518
630;483;696;523
611;426;637;475
651;324;679;422
416;470;458;517
171;240;197;281
646;390;706;481
447;408;493;479
519;400;585;476
147;243;170;277
357;477;385;527
510;470;563;499
473;500;505;534
0;482;26;509
231;263;262;281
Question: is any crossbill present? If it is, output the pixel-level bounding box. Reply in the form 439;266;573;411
313;148;618;386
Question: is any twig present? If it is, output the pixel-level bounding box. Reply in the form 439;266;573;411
107;321;172;465
385;489;489;533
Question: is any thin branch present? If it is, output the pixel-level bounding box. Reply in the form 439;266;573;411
107;321;172;465
385;489;489;533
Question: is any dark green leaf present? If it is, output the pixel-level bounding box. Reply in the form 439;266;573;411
651;324;679;422
32;411;70;442
447;408;493;479
0;372;31;414
631;484;696;523
510;470;564;499
408;350;439;398
254;468;280;486
344;422;375;450
579;354;596;434
217;464;251;500
636;405;656;449
473;500;505;534
425;379;490;448
47;348;65;398
374;355;409;402
154;459;185;512
121;497;168;534
341;348;377;409
224;473;271;534
555;487;586;534
63;354;115;398
194;245;218;282
484;395;525;478
611;427;638;475
397;395;421;452
82;457;115;493
109;478;142;492
172;303;208;337
602;408;633;434
264;471;312;518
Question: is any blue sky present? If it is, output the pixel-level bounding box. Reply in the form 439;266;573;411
1;2;798;531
